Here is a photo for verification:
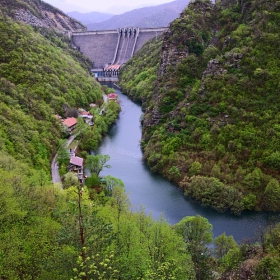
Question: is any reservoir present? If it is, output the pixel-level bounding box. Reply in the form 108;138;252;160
98;88;279;241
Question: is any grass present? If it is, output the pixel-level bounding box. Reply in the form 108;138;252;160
68;140;79;150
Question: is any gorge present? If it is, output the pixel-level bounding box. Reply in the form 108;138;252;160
97;87;279;241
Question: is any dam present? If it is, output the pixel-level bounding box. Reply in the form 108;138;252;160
72;27;167;80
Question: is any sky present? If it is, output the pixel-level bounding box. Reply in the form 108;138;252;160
43;0;175;14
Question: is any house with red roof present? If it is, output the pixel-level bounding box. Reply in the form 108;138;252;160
80;111;93;119
68;156;84;184
108;93;118;101
62;117;77;134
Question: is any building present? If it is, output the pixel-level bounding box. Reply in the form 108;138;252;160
108;93;118;101
80;111;93;119
68;156;84;184
62;117;77;134
80;111;94;126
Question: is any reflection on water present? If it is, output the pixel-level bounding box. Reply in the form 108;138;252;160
98;89;280;241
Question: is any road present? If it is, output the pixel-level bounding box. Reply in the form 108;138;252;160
51;135;76;186
103;94;108;103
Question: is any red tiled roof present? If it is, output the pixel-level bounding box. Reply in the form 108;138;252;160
81;111;90;115
62;117;77;127
108;93;118;99
70;156;83;167
105;64;120;71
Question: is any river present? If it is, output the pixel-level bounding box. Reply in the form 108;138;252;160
98;88;279;241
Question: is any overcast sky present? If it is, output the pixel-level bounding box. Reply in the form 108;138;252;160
43;0;175;13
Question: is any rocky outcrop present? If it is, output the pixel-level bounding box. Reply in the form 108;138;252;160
202;58;226;79
14;2;85;32
158;29;189;77
202;52;243;79
15;9;48;28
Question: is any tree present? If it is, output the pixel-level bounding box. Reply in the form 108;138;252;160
65;108;78;118
57;139;70;166
214;233;237;260
63;172;79;189
255;256;280;280
189;161;202;177
57;140;70;176
62;123;70;138
263;179;280;211
174;215;213;280
169;165;181;179
74;116;88;136
244;167;263;190
103;175;124;196
85;154;111;176
85;173;100;188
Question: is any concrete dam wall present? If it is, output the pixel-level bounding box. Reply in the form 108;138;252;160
72;27;167;70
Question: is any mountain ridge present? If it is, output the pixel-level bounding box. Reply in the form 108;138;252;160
86;0;190;30
67;11;114;25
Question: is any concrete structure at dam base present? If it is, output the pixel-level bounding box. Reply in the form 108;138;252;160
72;27;167;81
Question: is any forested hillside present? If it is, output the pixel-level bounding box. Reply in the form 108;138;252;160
0;13;102;171
120;0;280;214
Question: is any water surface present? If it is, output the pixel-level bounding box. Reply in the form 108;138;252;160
98;89;279;241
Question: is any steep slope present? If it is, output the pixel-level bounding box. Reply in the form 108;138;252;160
120;36;163;108
0;7;103;171
87;0;190;30
120;0;280;213
1;0;85;31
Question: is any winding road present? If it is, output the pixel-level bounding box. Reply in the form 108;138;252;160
51;135;76;186
52;95;108;185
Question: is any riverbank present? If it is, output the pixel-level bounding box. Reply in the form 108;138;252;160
97;88;280;241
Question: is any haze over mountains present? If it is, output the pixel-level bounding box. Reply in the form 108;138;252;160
69;0;190;30
67;11;114;25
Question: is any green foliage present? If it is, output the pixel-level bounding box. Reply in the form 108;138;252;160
119;36;162;107
121;0;280;212
255;256;280;280
63;172;79;188
85;154;111;176
169;166;181;179
174;215;213;280
244;167;264;190
0;15;103;170
85;173;100;188
264;151;280;169
79;101;120;152
185;176;244;214
103;175;124;196
263;179;280;211
214;233;238;260
189;161;202;176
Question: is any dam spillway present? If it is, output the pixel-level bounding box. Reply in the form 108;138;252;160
72;27;167;79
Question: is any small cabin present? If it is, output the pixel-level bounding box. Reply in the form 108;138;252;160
62;117;77;134
68;156;84;184
108;93;118;101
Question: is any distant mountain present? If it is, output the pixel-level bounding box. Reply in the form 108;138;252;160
101;3;160;15
67;11;114;25
87;0;190;30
